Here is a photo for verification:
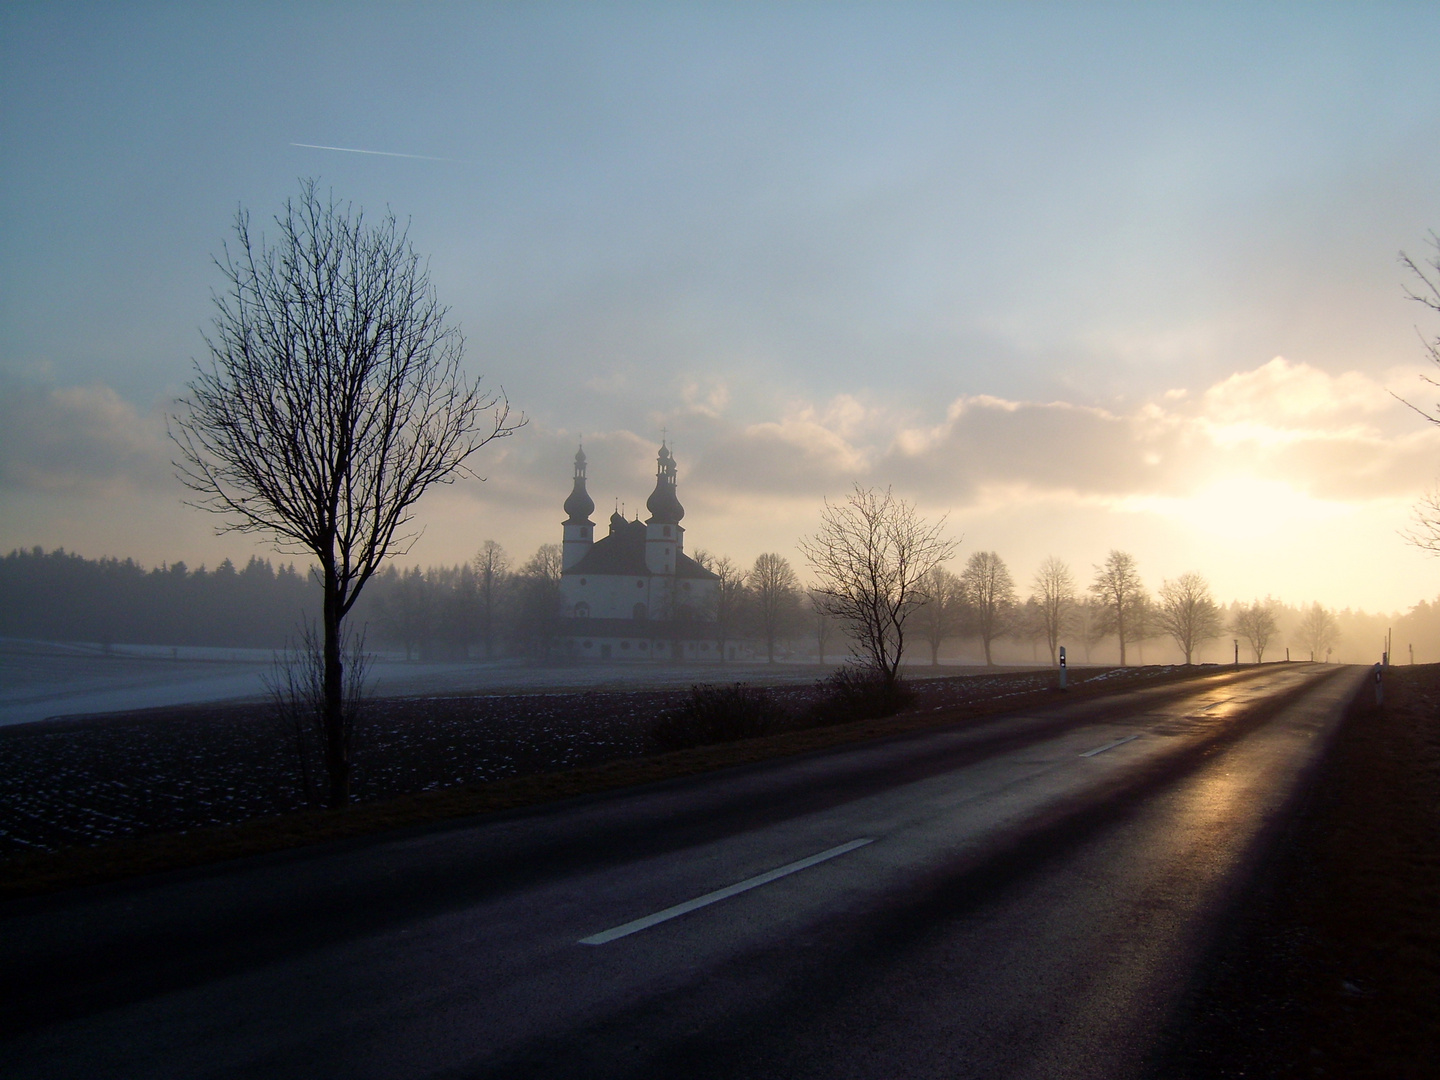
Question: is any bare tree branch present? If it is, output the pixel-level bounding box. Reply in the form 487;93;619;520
1156;572;1222;664
1029;556;1076;667
800;484;958;687
170;179;523;805
1089;550;1146;666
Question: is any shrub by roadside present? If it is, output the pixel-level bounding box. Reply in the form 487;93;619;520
650;666;917;752
650;683;793;751
803;665;915;726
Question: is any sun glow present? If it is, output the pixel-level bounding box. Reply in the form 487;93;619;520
1127;475;1355;542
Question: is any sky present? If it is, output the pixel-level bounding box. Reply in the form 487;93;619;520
2;2;1439;613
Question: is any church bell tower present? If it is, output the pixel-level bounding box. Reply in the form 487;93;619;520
562;445;595;570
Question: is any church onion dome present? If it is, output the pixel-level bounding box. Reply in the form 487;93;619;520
645;442;685;524
563;445;594;523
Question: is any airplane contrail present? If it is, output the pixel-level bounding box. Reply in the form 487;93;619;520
289;142;450;161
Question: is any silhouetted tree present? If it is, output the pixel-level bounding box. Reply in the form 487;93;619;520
1010;597;1049;662
694;550;745;661
960;551;1016;666
511;544;564;660
1090;550;1146;665
801;485;957;688
916;565;964;665
807;587;838;664
1295;602;1340;662
1029;555;1077;666
1398;233;1440;552
747;552;802;662
170;179;521;805
1128;592;1160;664
1233;598;1280;663
1075;597;1109;663
1156;572;1222;664
472;539;510;659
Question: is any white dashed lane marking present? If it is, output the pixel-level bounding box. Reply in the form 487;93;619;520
580;838;876;945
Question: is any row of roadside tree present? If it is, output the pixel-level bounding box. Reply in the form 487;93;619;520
3;543;1429;667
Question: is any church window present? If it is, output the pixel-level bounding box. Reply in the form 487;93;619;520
579;577;587;586
632;602;647;620
636;579;644;588
574;602;590;618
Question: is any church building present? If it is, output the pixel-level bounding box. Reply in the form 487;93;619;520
558;442;721;661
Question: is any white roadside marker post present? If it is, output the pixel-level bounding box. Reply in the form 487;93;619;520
1059;646;1067;690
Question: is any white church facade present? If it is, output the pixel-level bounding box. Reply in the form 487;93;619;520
557;443;722;661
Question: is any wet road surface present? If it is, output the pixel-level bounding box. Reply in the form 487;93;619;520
0;663;1362;1078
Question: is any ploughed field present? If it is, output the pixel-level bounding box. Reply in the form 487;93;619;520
0;666;1139;855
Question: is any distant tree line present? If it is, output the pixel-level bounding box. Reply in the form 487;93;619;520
0;547;315;648
6;543;1439;667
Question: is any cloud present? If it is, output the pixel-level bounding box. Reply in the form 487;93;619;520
9;357;1438;614
0;376;172;493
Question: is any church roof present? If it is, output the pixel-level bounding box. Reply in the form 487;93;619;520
562;520;719;580
565;530;649;576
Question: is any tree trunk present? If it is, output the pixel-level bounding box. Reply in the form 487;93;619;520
982;634;993;666
322;577;349;807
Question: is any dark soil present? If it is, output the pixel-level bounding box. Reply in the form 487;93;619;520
1153;664;1440;1078
0;667;1139;857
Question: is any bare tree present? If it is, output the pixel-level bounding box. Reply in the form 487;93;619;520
1009;597;1048;662
1029;556;1077;666
1399;233;1440;551
1295;602;1340;662
1129;592;1161;664
959;551;1016;666
693;550;746;661
807;587;838;664
1232;598;1280;663
171;180;521;806
472;540;510;659
916;565;965;665
1090;550;1146;665
1075;597;1109;663
1156;572;1222;664
511;543;564;660
746;553;801;662
801;484;958;688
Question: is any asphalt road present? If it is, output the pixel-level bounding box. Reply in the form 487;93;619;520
1;663;1363;1079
